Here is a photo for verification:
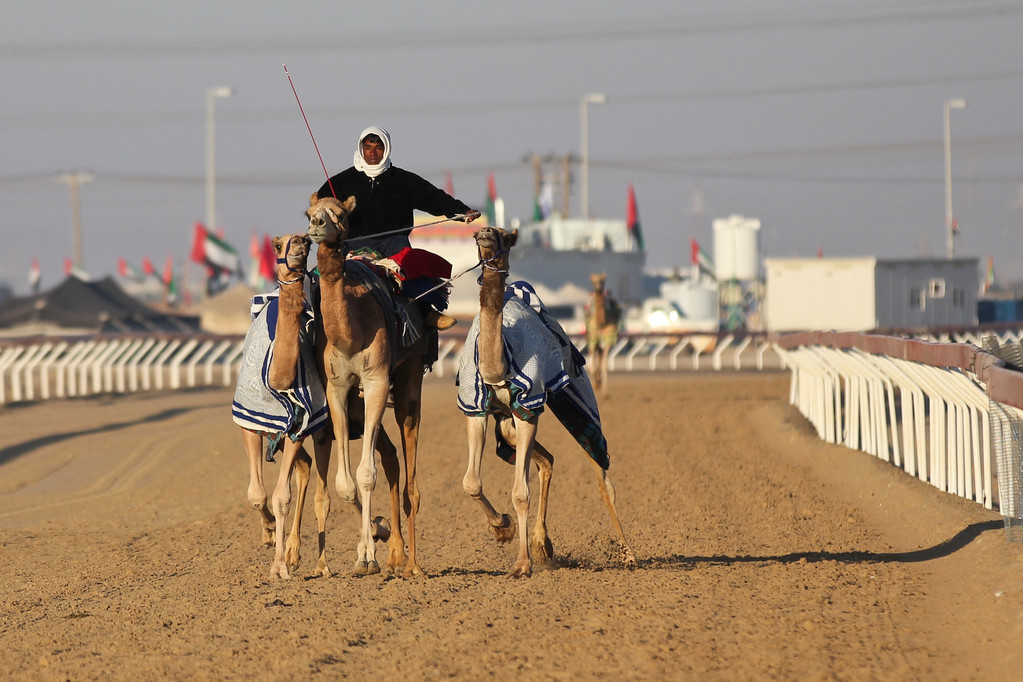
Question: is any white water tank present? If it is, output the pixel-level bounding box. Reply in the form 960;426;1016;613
713;215;761;281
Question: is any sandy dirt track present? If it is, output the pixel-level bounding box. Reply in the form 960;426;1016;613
1;372;1022;680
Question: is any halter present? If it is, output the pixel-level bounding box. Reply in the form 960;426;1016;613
474;228;511;284
276;235;309;285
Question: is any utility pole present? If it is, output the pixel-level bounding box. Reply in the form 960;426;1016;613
57;172;94;268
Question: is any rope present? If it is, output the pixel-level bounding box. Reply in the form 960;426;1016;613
341;214;477;245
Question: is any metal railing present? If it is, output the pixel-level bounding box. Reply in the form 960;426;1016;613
775;330;1023;535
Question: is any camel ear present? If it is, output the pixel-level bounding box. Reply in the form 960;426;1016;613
341;195;356;213
507;228;518;248
309;192;320;207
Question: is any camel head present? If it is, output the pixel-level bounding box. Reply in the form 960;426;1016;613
590;272;607;294
306;193;357;245
473;226;518;270
271;233;311;281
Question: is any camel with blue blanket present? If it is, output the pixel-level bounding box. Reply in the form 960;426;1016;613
231;233;332;579
457;226;637;577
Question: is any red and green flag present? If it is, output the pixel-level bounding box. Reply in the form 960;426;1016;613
626;183;645;251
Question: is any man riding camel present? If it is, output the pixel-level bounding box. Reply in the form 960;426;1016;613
315;126;481;330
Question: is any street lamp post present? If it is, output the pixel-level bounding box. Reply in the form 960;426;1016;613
580;92;606;220
206;86;234;232
944;98;967;259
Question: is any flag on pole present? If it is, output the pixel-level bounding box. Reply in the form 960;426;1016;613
260;234;277;283
29;258;41;294
117;258;146;283
163;255;179;305
64;258;90;281
533;181;554;222
191;222;239;295
142;256;156;277
444;170;454;196
691;238;715;279
626;183;645;251
191;222;240;273
485;173;498;225
986;256;995;292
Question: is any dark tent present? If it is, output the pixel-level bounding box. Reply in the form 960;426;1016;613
0;276;200;335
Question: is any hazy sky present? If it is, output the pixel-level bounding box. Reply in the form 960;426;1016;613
4;0;1023;295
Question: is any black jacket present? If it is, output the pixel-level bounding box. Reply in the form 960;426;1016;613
317;166;472;243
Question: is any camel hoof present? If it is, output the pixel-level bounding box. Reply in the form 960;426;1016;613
270;562;291;580
372;516;391;543
531;535;554;563
402;564;427;580
353;560;381;576
285;547;300;572
507;565;532;579
313;561;332;579
492;514;516;544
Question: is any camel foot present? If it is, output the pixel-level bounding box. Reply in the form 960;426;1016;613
313;560;332;579
621;546;638;569
372;516;391;543
285;545;301;572
507;561;532;579
260;527;275;547
530;534;554;563
384;548;407;576
491;514;516;544
270;560;291;580
402;562;427;579
353;559;381;576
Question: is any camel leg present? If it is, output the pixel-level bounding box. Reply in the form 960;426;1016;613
311;429;333;578
529;443;555;563
241;428;275;546
392;359;425;578
353;377;389;576
329;386;356;510
588;343;601;393
599;346;610;397
284;443;312;573
463;415;516;544
588;460;637;568
269;437;306;579
374;429;406;576
508;415;538;578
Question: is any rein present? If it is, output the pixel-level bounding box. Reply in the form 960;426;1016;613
340;214;476;246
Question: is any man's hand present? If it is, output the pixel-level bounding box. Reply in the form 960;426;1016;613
463;210;482;223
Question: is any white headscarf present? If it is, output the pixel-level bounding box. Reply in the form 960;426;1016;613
353;126;392;178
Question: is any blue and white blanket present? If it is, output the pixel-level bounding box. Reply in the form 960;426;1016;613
456;281;609;469
231;290;329;450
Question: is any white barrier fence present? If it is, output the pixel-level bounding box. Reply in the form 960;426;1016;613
775;331;1023;533
0;334;245;404
0;331;786;407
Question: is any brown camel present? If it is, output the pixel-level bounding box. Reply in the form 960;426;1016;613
306;193;428;578
585;272;621;397
234;233;330;579
459;226;636;577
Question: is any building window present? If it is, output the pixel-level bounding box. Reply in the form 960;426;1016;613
909;287;925;310
952;289;966;307
929;278;946;298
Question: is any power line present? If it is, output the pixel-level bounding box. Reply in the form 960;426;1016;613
3;3;1021;60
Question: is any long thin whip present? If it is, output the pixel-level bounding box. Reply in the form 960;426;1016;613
283;63;337;199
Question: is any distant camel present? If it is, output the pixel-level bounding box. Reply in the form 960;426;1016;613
306;193;429;577
232;233;331;579
458;226;636;577
585;272;621;397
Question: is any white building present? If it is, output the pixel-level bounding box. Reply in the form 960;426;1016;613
764;257;979;332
